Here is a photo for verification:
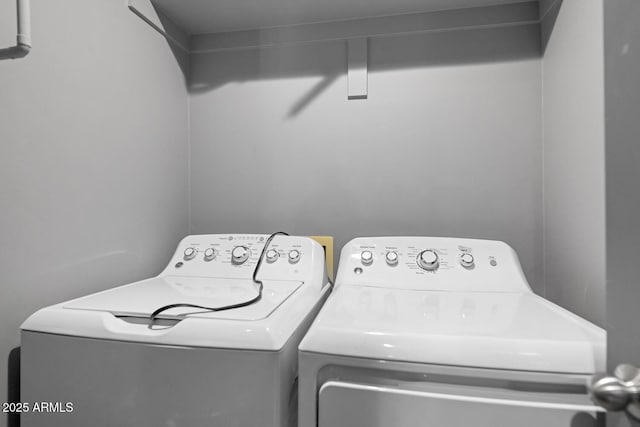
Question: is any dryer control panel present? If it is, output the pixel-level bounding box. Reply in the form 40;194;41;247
336;236;531;292
161;234;327;284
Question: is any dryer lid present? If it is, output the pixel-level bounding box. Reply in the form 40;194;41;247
299;286;606;374
63;276;303;320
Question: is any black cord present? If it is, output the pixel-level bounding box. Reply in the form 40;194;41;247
148;232;289;326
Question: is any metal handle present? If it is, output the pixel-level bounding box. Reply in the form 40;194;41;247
589;364;640;420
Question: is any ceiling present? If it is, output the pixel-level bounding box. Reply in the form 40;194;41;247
152;0;535;35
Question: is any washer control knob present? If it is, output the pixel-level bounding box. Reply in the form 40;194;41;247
231;246;250;264
203;248;217;261
265;249;279;263
288;249;301;264
361;250;374;265
417;250;439;271
183;247;197;261
460;253;475;268
385;251;399;266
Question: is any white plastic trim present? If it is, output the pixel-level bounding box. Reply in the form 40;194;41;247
347;38;368;100
320;381;606;412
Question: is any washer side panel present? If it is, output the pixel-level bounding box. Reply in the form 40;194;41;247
21;332;282;427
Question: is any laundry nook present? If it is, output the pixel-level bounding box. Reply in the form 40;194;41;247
1;0;639;426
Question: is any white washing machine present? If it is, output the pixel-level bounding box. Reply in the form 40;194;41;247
299;236;606;427
21;233;330;427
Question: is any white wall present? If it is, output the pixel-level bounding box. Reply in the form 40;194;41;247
0;0;189;420
189;24;543;290
542;0;605;326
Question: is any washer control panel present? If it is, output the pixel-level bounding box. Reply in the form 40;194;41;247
336;236;531;292
161;234;326;283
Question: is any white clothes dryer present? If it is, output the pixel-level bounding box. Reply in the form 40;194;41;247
21;233;330;427
298;236;605;427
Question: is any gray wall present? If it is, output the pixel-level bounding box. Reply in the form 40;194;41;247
541;0;606;327
189;24;543;291
604;0;640;424
0;0;189;421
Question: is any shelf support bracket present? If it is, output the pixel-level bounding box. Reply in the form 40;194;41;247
128;0;189;52
347;38;368;100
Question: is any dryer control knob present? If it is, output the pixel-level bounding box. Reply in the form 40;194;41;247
231;246;250;264
265;249;279;263
385;251;399;266
361;250;374;265
204;248;217;261
184;247;197;261
459;253;475;268
288;249;301;264
417;250;439;271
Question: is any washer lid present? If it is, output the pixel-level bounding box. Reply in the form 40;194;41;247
300;286;605;374
22;276;329;351
63;276;303;320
